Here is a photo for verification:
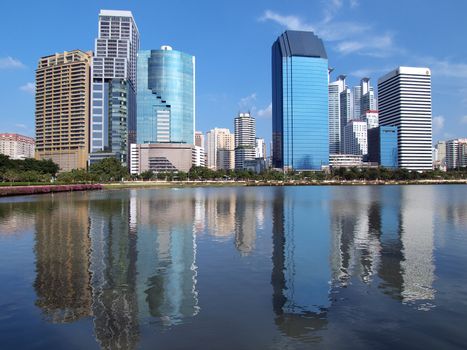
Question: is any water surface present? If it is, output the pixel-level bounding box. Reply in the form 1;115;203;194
0;185;466;349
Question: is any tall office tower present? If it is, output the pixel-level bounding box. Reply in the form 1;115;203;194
0;133;35;160
434;141;446;170
206;128;235;170
195;131;204;149
35;50;91;171
255;137;266;159
329;75;346;154
272;30;329;170
446;138;467;169
378;67;432;170
234;113;256;169
352;85;362;120
137;47;195;145
344;120;367;155
90;10;140;166
340;87;352;154
360;78;376;116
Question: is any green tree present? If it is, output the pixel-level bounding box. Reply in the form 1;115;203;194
89;158;128;182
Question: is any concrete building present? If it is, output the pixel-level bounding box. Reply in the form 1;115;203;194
446;138;467;170
367;126;398;168
329;74;346;154
378;67;432;170
234;113;255;169
195;131;204;149
0;133;35;160
35;50;91;171
360;78;376;116
272;30;329;170
329;154;363;168
434;141;446;170
352;85;362;120
130;143;194;174
206;128;235;170
255;138;266;159
137;47;195;145
90;10;140;166
344;120;367;156
362;110;379;130
340;87;352;154
193;146;205;167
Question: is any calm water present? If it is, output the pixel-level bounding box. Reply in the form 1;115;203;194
0;185;466;349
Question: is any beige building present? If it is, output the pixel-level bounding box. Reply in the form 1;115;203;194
0;133;35;159
35;50;91;171
130;143;194;175
206;128;235;170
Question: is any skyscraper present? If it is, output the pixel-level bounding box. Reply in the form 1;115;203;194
352;85;362;120
344;120;367;156
234;113;255;169
35;50;91;171
446;138;467;170
360;78;376;116
90;10;140;166
255;138;266;159
137;47;195;145
340;86;352;154
206;128;235;170
378;67;432;170
272;30;329;170
328;74;346;154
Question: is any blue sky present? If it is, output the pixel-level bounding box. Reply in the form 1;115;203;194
1;0;466;146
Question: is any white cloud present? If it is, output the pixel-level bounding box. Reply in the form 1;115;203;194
424;58;467;79
238;93;257;110
461;116;467;124
15;123;28;129
20;82;35;94
257;103;272;119
0;56;25;69
259;10;315;32
335;33;399;57
349;0;360;8
433;115;445;133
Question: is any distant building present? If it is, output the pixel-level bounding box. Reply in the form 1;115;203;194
362;110;379;129
255;138;266;159
0;133;35;160
244;158;267;174
272;30;329;170
344;120;367;156
130;143;194;175
195;131;204;149
234;113;255;169
446;138;467;170
368;126;398;168
90;10;140;166
329;74;346;154
340;86;352;154
329;154;363;168
206;128;234;170
193;146;205;167
352;85;362;120
360;78;376;116
378;67;432;170
434;141;446;170
35;50;91;171
137;46;195;145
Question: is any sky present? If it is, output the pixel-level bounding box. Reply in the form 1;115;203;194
1;0;467;147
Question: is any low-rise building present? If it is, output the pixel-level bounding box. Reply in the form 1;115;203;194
367;126;398;168
0;133;35;159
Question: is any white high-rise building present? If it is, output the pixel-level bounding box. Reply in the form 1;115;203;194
352;85;362;120
255;138;266;159
90;10;140;165
434;141;446;170
234;113;256;169
344;120;367;156
446;138;467;170
206;128;235;170
340;87;352;154
378;67;432;170
362;110;379;130
360;78;377;116
329;75;346;154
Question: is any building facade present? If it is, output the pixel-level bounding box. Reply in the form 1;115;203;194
35;50;91;171
368;126;398;168
328;74;346;155
130;143;193;174
362;110;379;129
344;120;367;156
446;138;467;170
434;141;446;170
255;138;266;159
360;78;376;116
378;67;432;170
90;10;140;166
0;133;35;160
272;30;329;170
137;47;195;145
234;113;255;169
206;128;235;170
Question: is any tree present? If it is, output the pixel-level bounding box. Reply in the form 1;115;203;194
89;158;128;182
140;170;154;181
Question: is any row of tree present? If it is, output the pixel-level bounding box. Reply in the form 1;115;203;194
1;154;466;184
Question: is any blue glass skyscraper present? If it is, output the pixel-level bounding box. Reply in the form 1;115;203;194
272;31;329;170
137;46;195;145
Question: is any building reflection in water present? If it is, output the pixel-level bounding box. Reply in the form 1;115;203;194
271;185;437;341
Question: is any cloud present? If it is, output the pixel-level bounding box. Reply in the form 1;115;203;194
461;116;467;124
259;10;315;32
257;103;272;119
238;93;257;110
0;56;25;69
19;82;35;94
432;115;445;133
335;33;400;57
423;58;467;79
15;123;28;129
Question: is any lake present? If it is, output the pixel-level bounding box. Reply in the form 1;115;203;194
0;185;466;349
